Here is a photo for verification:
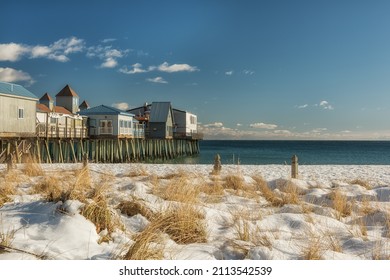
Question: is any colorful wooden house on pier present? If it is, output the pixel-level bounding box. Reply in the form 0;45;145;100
0;82;39;138
128;102;201;139
36;85;87;138
79;105;144;138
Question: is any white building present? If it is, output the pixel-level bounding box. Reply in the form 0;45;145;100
0;82;38;137
79;105;143;138
173;108;198;139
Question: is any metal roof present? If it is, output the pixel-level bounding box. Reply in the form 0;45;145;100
79;105;134;116
149;102;172;122
0;82;38;100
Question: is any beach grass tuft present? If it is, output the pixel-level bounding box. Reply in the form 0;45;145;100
117;197;153;220
156;204;207;244
350;179;372;190
331;189;352;220
22;156;44;177
252;175;284;207
300;236;324;260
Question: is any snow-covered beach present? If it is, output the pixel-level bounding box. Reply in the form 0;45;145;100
1;163;390;260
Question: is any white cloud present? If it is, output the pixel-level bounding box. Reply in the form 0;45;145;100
157;62;198;73
146;77;168;84
119;61;199;76
52;37;85;55
243;69;255;75
30;45;51;58
111;102;129;111
311;128;328;134
87;45;129;68
249;122;278;129
319;100;334;110
0;43;29;61
119;63;148;74
225;70;233;76
204;122;224;128
101;57;118;68
297;101;334;110
102;38;117;43
0;67;34;85
273;130;292;135
0;37;85;63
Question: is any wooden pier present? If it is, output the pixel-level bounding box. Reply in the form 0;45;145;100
0;138;200;164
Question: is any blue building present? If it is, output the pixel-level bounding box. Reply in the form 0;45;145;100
79;105;144;138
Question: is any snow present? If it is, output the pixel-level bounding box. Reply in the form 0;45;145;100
1;163;390;260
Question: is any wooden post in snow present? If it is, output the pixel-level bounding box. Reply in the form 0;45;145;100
291;155;298;179
82;152;88;168
212;154;222;175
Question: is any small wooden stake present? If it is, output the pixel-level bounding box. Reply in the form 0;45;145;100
291;155;298;179
213;154;222;175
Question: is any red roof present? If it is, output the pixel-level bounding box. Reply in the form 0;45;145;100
56;84;79;97
37;103;51;113
36;104;72;115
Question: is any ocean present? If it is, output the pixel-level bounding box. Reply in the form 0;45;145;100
170;140;390;165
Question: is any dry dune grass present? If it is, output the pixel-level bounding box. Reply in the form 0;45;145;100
300;235;324;260
0;170;21;207
123;222;165;260
252;175;284;207
158;169;189;180
156;204;207;244
331;189;352;220
197;177;225;203
30;167;123;237
0;228;15;249
79;170;124;236
126;166;149;177
122;203;206;259
223;174;260;200
325;233;343;253
152;175;200;204
32;167;94;203
280;181;301;205
117;197;153;220
31;176;62;202
350;179;372;190
22;156;44;177
81;198;122;234
359;196;376;215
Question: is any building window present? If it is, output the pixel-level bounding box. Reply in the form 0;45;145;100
18;108;24;119
99;120;113;134
190;115;196;124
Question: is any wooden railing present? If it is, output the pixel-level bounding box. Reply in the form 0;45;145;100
37;123;88;138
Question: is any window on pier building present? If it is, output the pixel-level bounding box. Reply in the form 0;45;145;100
18;107;24;119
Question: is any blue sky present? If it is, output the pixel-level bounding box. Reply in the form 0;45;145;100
1;0;390;140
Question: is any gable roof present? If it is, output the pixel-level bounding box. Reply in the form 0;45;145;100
79;105;134;117
39;92;53;101
56;84;79;97
149;102;173;122
0;82;38;100
79;100;90;109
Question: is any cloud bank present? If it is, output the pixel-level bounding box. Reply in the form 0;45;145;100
0;37;85;62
